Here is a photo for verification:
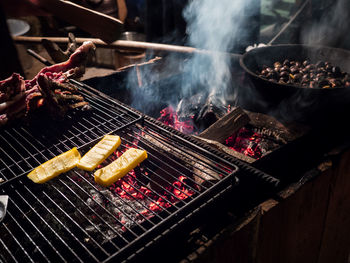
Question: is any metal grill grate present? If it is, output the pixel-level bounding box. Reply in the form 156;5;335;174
0;82;142;184
0;83;249;262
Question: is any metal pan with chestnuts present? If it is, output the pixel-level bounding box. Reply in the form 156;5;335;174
258;59;350;89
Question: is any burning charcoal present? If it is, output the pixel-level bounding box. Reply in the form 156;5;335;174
224;125;284;160
196;96;227;132
176;93;207;121
142;131;220;189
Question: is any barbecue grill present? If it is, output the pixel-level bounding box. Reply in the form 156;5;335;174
0;81;279;262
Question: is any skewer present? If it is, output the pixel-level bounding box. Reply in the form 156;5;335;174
27;49;52;66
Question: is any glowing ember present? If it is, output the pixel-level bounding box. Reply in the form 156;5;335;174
157;106;197;135
157;105;267;160
225;127;264;159
84;143;197;235
109;168;195;217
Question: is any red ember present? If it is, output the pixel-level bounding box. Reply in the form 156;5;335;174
225;127;263;159
157;106;197;135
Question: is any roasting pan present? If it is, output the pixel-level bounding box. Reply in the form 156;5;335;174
239;44;350;121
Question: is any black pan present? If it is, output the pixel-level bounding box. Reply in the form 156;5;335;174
239;44;350;122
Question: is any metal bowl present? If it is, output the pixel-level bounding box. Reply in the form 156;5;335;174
6;19;30;36
120;31;146;42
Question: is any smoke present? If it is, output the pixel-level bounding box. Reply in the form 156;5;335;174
301;0;350;48
181;0;247;104
127;0;251;123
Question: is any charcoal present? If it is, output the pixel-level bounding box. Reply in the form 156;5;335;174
176;92;208;121
176;92;228;132
142;131;221;188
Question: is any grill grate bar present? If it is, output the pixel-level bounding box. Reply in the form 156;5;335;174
0;159;10;181
58;112;188;220
6;195;66;262
118;176;170;219
1;128;101;262
146;126;232;177
4;129;41;167
124;130;204;195
119;173;174;215
95;128;194;210
0;87;143;185
67;171;137;243
0;137;27;174
1;219;34;263
144;117;241;173
0;235;18;263
68;103;205;203
10;184;84;262
45;124;159;231
137;128;221;185
21;183;100;262
8;112;183;226
65;173;140;241
64;114;216;223
5;210;50;262
56;179;124;249
75;172;153;231
42;187;111;257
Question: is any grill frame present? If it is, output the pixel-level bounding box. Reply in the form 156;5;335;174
0;81;280;263
0;81;241;261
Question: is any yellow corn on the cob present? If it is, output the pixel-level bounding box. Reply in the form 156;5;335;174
77;135;121;171
94;148;147;187
27;147;81;184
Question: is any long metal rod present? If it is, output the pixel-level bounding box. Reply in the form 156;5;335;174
268;0;310;45
16;36;242;58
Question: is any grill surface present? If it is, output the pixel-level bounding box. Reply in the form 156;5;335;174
0;82;256;262
0;82;142;184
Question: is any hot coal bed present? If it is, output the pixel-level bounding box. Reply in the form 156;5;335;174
2;52;349;263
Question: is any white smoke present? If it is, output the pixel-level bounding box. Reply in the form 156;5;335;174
128;0;250;118
301;0;350;48
182;0;247;103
